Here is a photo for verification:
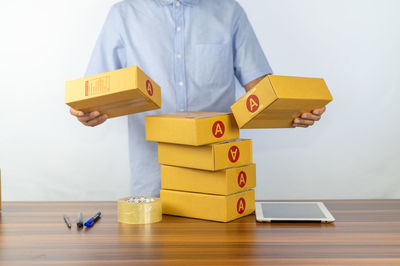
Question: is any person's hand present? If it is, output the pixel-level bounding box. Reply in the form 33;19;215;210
70;108;108;127
292;107;326;128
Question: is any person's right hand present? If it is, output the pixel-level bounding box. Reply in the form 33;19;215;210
70;108;108;127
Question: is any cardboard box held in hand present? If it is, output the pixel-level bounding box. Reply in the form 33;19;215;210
65;66;161;118
231;75;333;128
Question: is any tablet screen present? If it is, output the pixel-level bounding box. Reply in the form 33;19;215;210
262;203;327;219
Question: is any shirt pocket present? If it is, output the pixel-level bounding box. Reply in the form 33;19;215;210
195;43;233;89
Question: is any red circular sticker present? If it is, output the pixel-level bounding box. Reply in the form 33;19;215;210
237;171;247;188
146;80;154;96
246;95;260;113
237;198;246;214
228;146;240;163
212;121;225;138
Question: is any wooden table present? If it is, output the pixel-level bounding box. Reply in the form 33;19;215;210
0;200;399;265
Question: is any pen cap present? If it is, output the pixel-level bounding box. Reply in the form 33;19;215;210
84;211;102;227
84;218;94;227
77;212;83;226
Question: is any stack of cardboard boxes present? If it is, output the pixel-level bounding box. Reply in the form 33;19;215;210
145;112;256;222
66;68;334;223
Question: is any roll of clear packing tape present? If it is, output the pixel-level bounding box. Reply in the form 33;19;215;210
118;196;162;224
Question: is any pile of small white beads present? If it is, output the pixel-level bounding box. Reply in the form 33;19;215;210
125;197;156;203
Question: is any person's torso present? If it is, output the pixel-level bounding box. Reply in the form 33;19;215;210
119;0;239;113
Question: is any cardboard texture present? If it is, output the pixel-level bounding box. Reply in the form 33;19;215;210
158;139;252;171
161;189;255;222
145;112;239;146
65;66;161;118
161;164;256;195
231;75;333;128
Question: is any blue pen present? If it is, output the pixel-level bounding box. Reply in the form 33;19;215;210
84;211;101;227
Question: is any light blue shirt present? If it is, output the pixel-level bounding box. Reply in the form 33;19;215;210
85;0;272;197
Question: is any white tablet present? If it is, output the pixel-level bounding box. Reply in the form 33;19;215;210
255;202;335;223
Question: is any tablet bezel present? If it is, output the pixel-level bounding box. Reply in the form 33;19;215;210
255;202;335;223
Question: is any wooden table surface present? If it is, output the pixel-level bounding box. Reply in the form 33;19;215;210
0;200;399;265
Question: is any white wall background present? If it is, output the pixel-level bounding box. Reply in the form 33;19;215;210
0;0;399;201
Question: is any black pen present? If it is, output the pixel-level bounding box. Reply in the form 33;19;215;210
77;212;83;228
63;215;72;228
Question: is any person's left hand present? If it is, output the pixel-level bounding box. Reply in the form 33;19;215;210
292;107;326;128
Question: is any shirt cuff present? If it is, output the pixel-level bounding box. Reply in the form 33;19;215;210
237;66;273;87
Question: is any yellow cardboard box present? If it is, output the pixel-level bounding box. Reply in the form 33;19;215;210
158;139;252;171
65;66;161;118
161;189;255;222
161;164;256;195
145;112;239;146
231;75;333;128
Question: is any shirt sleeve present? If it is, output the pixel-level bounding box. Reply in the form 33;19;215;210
85;3;126;76
232;3;273;87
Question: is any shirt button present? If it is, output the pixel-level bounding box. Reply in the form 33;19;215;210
176;1;180;6
177;54;182;59
177;26;182;32
179;81;184;87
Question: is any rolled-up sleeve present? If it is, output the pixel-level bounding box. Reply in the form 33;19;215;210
85;3;126;76
233;3;273;86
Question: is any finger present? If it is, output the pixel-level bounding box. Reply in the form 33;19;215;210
89;111;100;119
301;113;321;121
292;123;309;128
77;111;101;123
312;107;326;116
78;115;92;123
70;108;84;117
86;114;108;127
293;118;315;126
85;114;108;127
